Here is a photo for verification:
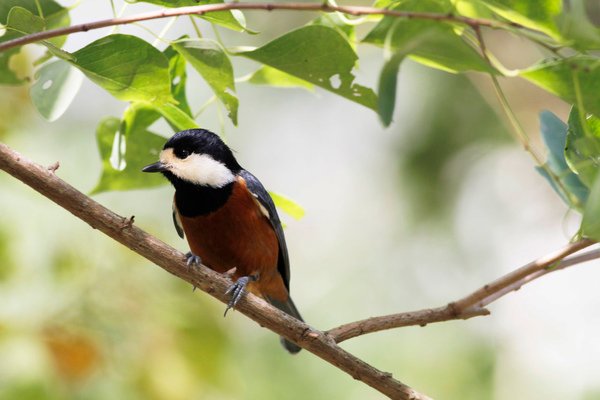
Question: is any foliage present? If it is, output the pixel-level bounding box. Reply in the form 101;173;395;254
0;0;599;233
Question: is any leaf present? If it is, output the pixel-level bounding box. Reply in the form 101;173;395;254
172;39;238;125
152;102;199;131
71;34;174;104
247;66;314;91
536;110;588;210
239;25;377;111
269;192;305;220
0;0;70;47
480;0;562;39
582;172;600;239
557;0;600;49
377;31;435;126
164;42;192;117
92;104;167;194
520;56;600;117
30;59;83;121
565;107;600;187
363;0;494;74
130;0;247;32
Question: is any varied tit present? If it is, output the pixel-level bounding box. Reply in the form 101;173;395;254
142;128;302;354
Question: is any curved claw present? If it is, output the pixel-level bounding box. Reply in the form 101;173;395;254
224;275;256;316
185;251;202;267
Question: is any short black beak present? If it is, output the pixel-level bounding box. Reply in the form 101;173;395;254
142;161;169;173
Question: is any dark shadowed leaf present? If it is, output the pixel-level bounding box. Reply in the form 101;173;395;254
239;25;377;111
30;59;83;121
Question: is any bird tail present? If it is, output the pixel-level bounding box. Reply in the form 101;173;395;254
266;296;303;354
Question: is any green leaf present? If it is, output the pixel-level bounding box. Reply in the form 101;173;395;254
520;56;600;118
29;59;83;121
557;0;600;49
164;42;192;117
239;25;377;111
130;0;247;32
582;172;600;239
377;31;436;126
364;0;494;74
92;104;167;194
0;1;70;47
172;39;238;125
71;34;174;104
269;192;305;220
536;110;588;210
152;102;199;131
565;107;600;187
247;66;314;91
480;0;562;38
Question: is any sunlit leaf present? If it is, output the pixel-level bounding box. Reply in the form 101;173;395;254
130;0;247;32
92;104;167;194
239;25;377;111
565;107;600;187
71;34;174;104
269;192;305;220
30;59;83;121
152;102;199;131
480;0;562;38
364;0;494;74
535;110;588;210
172;39;238;125
247;66;314;91
520;56;600;118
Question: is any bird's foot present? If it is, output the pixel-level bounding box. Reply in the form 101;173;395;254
224;275;257;316
185;251;202;267
185;251;202;291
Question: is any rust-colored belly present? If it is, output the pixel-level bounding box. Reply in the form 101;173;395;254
178;177;287;300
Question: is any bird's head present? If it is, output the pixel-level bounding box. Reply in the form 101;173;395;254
142;129;241;188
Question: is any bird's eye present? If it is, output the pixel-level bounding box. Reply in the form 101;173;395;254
176;148;190;159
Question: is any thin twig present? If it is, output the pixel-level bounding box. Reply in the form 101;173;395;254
328;240;597;343
0;2;519;53
0;142;429;400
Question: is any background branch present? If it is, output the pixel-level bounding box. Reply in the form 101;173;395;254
0;2;518;52
328;239;596;343
0;142;430;399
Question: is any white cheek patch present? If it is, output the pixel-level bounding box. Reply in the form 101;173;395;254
160;148;235;188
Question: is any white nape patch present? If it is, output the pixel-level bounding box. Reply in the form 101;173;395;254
160;148;235;188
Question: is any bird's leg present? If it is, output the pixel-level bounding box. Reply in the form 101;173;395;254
224;274;258;316
185;251;202;267
185;251;202;291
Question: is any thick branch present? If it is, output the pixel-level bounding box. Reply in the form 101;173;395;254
0;143;430;399
0;2;518;53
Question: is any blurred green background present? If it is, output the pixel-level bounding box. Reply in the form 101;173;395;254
2;2;600;400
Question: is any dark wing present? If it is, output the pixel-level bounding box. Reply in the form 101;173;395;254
240;169;291;291
172;198;184;239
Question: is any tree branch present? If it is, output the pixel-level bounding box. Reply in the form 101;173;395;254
0;142;431;399
0;2;519;53
328;239;596;343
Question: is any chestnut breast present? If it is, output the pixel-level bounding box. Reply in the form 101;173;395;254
178;176;279;280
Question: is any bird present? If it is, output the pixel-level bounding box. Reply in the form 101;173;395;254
142;128;302;354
